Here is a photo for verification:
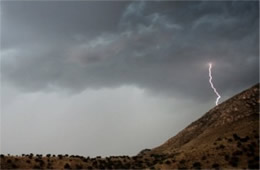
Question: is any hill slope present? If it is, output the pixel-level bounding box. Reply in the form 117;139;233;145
0;84;259;169
145;83;259;169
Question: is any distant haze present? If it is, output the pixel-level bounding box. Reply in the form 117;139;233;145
0;1;259;157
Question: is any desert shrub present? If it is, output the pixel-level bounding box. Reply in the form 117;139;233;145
58;154;63;159
212;163;220;169
132;156;138;160
233;150;243;156
180;159;186;164
64;163;71;169
216;137;222;141
251;141;257;147
237;142;242;147
219;144;225;149
165;160;171;164
47;163;52;169
227;138;233;143
192;162;201;169
254;156;259;161
240;136;249;142
28;153;34;159
229;156;239;167
52;154;56;157
46;154;51;158
82;158;88;162
65;154;68;157
92;160;98;167
33;165;41;169
224;154;230;161
99;164;105;169
242;146;248;152
11;163;18;168
248;159;259;169
233;134;240;141
150;165;155;169
75;164;83;169
36;154;42;158
0;154;5;158
39;159;45;166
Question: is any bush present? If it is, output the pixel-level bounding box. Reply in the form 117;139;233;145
201;156;206;160
180;159;186;164
192;162;201;169
233;134;240;141
216;137;222;141
76;164;83;169
165;160;171;164
64;163;71;169
58;154;63;159
46;154;51;158
212;163;220;169
240;136;249;142
219;144;225;149
227;138;233;143
28;153;34;159
248;159;259;169
36;154;42;158
33;165;41;169
233;150;243;156
12;163;18;168
229;156;239;167
224;154;230;161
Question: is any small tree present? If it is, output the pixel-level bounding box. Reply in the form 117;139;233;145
64;163;71;169
212;163;220;169
192;162;201;169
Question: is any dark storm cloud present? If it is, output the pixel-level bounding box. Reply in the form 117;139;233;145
1;1;259;100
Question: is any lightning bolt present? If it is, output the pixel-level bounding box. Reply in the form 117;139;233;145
208;63;221;106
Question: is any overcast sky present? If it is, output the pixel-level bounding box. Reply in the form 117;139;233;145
0;1;259;157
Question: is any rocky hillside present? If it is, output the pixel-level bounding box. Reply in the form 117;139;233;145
145;83;259;169
0;84;259;169
151;83;259;154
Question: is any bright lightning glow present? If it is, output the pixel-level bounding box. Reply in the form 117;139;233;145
208;63;221;106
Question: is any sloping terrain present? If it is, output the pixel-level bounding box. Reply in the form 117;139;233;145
0;84;259;169
145;83;259;169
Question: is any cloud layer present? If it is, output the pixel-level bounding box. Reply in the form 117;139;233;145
1;1;259;100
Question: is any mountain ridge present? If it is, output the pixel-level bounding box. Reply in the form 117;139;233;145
149;83;259;155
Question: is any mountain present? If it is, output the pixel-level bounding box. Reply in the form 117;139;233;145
144;83;259;169
0;84;259;169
